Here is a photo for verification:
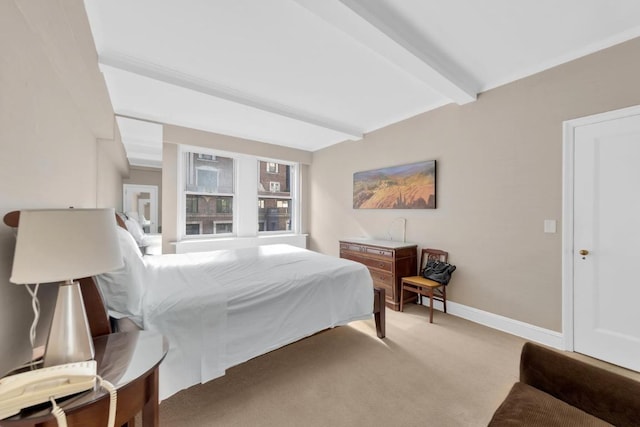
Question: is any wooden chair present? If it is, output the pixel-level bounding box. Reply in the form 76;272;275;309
399;248;449;323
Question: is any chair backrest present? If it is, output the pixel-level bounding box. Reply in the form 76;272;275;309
419;248;448;274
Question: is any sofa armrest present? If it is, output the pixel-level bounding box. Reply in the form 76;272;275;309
520;342;640;426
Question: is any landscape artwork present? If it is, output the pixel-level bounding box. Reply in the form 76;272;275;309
353;160;436;209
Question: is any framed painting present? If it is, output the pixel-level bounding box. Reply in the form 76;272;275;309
353;160;436;209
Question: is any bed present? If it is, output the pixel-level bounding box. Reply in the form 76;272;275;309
4;211;385;401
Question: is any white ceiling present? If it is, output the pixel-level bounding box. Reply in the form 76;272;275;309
115;117;163;168
84;0;640;158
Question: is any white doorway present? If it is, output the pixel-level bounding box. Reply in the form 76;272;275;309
123;184;159;234
563;105;640;372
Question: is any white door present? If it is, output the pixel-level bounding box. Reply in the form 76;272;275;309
573;113;640;371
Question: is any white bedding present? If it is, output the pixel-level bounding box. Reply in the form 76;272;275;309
100;241;373;400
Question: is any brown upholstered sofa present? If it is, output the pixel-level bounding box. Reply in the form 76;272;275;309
489;342;640;426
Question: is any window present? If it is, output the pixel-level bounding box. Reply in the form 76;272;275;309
215;222;232;233
180;149;299;239
185;223;201;235
185;196;198;213
184;152;234;236
258;161;292;232
216;198;232;214
266;162;278;173
196;168;217;190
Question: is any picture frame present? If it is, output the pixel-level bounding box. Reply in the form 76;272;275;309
353;160;436;209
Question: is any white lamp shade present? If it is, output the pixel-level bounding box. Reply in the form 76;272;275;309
10;208;124;284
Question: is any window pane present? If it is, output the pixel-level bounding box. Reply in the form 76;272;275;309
185;195;233;235
185;153;234;194
266;162;278;173
258;161;290;197
215;222;232;233
258;197;291;232
185;223;201;235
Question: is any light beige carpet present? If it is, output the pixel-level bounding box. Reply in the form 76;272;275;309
155;305;639;427
156;306;522;426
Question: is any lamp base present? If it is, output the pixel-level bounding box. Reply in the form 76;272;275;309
43;280;94;367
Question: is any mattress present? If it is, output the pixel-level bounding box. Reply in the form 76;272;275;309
137;244;374;400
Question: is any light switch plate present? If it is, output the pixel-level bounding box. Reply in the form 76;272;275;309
544;220;557;233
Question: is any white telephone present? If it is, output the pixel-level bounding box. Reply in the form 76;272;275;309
0;360;116;427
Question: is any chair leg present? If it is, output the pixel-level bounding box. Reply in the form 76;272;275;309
429;288;434;323
399;282;405;312
442;286;447;313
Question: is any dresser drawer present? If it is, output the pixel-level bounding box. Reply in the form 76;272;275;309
364;247;393;258
369;268;392;285
339;251;360;263
340;242;363;252
345;253;393;272
373;281;393;301
370;268;392;288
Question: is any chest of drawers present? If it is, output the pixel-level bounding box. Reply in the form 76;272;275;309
339;239;417;311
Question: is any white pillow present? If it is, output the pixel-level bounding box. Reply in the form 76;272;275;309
95;226;146;321
125;218;145;246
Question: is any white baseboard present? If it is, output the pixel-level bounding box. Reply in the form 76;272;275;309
419;299;564;349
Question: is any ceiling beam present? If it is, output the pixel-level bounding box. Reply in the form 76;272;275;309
294;0;477;104
99;52;363;140
128;157;163;169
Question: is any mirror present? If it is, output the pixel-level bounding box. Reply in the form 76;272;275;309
123;184;159;234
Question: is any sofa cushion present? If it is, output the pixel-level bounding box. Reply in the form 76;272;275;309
488;382;613;427
519;342;640;426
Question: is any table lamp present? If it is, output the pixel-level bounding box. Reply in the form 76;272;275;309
9;208;123;367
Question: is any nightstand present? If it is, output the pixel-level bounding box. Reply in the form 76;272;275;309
0;331;168;427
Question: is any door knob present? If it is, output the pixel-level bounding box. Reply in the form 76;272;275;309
579;249;589;256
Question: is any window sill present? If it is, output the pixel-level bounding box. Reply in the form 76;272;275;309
173;234;308;254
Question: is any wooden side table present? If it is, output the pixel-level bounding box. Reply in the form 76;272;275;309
0;331;168;427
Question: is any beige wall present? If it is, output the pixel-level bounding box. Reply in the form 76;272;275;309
97;127;130;210
164;125;313;164
162;143;178;254
162;125;312;253
0;0;123;375
310;37;640;332
123;166;163;228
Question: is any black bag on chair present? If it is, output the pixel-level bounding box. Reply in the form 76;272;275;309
422;259;457;285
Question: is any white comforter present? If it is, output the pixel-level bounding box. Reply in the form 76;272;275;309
140;244;373;400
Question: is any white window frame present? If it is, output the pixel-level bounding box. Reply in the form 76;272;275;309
178;146;301;240
179;145;236;239
257;158;299;235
